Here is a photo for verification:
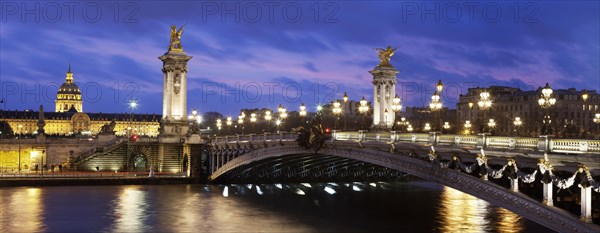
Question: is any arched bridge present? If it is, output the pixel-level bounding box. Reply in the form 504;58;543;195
207;131;600;233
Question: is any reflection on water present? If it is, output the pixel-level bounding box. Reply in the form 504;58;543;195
0;182;549;232
110;187;149;233
439;186;490;232
1;188;44;233
496;207;525;233
438;186;525;233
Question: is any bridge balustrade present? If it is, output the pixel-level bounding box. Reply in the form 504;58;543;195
550;139;600;153
211;131;600;155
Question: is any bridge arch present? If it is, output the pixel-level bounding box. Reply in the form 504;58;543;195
210;144;599;233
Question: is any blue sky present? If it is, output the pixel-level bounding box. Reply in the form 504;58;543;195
1;1;599;116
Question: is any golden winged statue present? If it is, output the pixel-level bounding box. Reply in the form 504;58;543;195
375;46;398;67
169;24;185;52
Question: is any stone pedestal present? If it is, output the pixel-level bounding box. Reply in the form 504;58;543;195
159;119;189;143
187;134;203;144
580;186;592;223
510;178;519;192
369;66;398;130
159;51;192;122
543;182;553;206
97;134;116;144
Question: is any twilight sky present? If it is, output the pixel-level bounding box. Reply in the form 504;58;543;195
0;1;599;116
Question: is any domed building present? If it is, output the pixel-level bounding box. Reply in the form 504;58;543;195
55;65;83;112
1;65;161;136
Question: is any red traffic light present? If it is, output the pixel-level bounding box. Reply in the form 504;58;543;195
130;134;138;141
325;128;331;133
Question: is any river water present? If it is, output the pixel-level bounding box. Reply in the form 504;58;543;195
0;181;551;232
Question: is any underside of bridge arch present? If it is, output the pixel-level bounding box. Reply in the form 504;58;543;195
211;153;407;183
209;145;600;232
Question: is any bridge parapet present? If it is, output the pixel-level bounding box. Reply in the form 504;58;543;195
211;131;600;155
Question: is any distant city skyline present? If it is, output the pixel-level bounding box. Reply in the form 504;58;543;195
1;1;598;116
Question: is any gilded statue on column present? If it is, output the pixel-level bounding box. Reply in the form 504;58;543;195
375;46;398;67
169;24;185;52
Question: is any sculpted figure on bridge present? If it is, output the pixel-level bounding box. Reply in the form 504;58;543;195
375;46;398;67
296;112;330;153
169;24;185;52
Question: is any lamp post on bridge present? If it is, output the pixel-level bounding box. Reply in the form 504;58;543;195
264;111;272;132
477;90;492;133
332;100;342;130
429;80;443;132
358;97;369;130
250;113;257;133
216;119;222;135
299;104;307;127
226;116;232;134
342;92;348;131
391;94;402;131
237;112;245;134
538;83;556;135
277;104;287;132
582;90;589;137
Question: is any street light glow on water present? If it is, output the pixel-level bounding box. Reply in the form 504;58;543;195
0;182;549;232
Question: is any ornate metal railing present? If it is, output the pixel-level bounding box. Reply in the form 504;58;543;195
211;131;600;155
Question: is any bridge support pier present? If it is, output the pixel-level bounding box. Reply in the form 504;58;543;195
510;178;519;192
542;182;553;206
580;186;592;223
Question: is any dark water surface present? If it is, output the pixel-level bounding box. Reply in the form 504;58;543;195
0;181;551;232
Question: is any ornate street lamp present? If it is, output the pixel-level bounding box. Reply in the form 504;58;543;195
430;80;444;131
298;103;307;128
358;97;369;130
488;119;496;134
429;90;442;131
275;119;282;132
582;90;589;136
392;94;402;130
464;120;472;135
424;123;431;132
407;124;413;132
514;117;522;136
538;83;556;135
216;119;222;133
332;100;342;130
278;104;287;131
250;113;257;132
593;113;600;135
343;92;349;131
188;109;202;133
238;112;245;134
226;116;232;133
264;110;272;132
396;117;408;132
443;121;450;133
477;90;492;133
436;80;444;93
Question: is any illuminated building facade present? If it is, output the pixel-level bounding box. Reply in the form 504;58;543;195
0;66;161;137
457;86;600;137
